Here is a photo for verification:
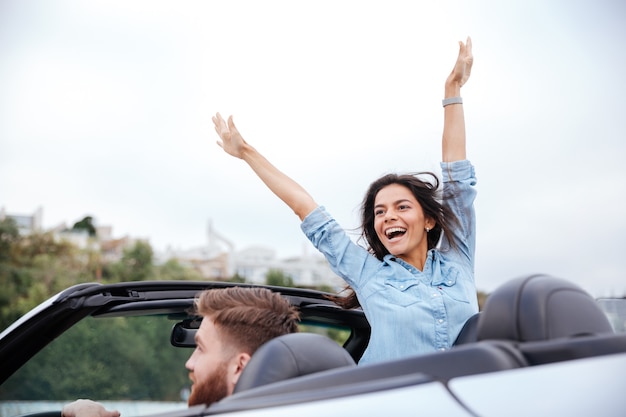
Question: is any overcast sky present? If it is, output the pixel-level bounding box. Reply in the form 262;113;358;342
1;0;625;297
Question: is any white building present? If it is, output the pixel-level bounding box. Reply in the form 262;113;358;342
2;206;345;290
0;206;43;235
160;220;345;290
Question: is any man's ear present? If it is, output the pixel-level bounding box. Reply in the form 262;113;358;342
228;352;251;392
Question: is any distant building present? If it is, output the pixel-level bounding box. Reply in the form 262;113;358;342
2;206;345;289
0;206;43;235
1;206;145;263
159;220;345;290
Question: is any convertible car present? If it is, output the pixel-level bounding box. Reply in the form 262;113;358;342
1;274;625;417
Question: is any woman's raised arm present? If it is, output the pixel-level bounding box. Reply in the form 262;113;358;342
442;37;473;162
213;113;318;221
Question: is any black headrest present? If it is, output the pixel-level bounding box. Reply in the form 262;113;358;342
233;332;356;394
477;274;613;342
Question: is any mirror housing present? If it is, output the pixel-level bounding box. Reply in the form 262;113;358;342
171;318;201;347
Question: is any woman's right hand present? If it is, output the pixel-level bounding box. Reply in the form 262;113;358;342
212;112;248;159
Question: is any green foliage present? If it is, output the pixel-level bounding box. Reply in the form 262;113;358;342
154;259;203;281
72;216;97;237
0;224;91;330
0;217;19;263
0;219;205;399
227;273;247;283
265;269;294;287
0;224;202;332
103;241;154;282
299;323;350;346
0;263;33;329
0;316;190;401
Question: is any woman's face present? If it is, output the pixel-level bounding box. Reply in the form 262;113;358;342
373;183;434;268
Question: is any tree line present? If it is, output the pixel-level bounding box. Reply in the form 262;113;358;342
0;217;208;332
0;216;323;401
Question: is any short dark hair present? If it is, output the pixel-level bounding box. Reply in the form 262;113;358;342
194;287;300;355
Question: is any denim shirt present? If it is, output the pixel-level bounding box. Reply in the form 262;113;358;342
301;160;478;365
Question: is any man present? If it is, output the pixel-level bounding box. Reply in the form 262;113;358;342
62;287;300;417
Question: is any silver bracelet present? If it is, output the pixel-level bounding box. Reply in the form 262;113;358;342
442;96;463;107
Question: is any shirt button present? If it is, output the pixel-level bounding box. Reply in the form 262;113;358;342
399;285;404;289
447;280;452;285
439;348;446;351
438;319;444;323
432;293;438;297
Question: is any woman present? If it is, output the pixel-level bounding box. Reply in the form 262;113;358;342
213;37;477;364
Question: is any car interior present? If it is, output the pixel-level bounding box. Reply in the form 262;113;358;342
4;274;626;417
205;274;626;414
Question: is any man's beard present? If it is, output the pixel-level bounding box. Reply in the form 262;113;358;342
187;361;230;407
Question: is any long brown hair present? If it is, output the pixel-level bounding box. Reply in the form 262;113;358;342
330;172;458;309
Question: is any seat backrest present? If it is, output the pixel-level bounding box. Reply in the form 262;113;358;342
216;340;526;411
453;312;481;345
519;332;626;366
233;332;356;394
477;274;613;342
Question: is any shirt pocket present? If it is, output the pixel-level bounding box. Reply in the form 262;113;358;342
432;264;470;304
381;279;422;307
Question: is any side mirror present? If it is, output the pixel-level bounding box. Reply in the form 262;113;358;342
171;318;201;347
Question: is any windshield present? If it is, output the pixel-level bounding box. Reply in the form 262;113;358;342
0;314;190;416
0;311;352;417
597;298;626;333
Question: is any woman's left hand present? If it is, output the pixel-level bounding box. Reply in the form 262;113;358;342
448;36;473;88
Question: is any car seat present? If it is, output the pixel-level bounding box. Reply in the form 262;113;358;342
233;332;356;393
215;338;526;413
476;274;613;342
472;274;626;367
453;311;481;345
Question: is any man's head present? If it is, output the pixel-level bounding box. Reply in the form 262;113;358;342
185;287;300;406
